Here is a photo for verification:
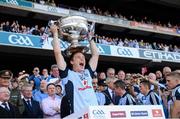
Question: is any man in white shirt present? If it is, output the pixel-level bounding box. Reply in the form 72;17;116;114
41;83;61;118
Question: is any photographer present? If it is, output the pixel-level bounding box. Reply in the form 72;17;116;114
50;22;99;118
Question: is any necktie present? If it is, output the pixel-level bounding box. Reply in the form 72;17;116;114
26;100;32;110
2;102;9;111
112;91;115;102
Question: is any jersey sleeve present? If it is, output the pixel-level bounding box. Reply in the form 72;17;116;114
59;67;69;79
86;64;95;78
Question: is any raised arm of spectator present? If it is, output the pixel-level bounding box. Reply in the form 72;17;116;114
88;38;99;71
50;25;66;70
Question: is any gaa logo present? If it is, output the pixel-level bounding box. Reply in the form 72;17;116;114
92;110;105;118
8;34;34;46
47;6;57;13
117;48;133;56
6;0;19;5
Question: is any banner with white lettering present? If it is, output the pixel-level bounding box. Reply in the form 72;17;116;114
139;49;180;62
41;37;111;55
0;0;32;7
110;46;139;58
0;31;41;48
33;3;69;15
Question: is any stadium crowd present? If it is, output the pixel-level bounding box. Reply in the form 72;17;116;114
0;20;180;52
0;1;180;118
28;0;180;29
0;65;180;118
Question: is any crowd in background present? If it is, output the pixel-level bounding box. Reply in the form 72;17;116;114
0;65;180;118
28;0;180;29
0;20;180;53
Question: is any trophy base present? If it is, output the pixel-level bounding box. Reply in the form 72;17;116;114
64;46;89;56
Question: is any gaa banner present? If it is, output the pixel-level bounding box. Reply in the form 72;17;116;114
0;0;32;7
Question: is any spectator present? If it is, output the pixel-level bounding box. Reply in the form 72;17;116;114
20;84;43;118
41;83;61;118
97;71;106;80
103;77;119;105
41;68;50;81
169;44;174;52
47;64;60;85
3;21;11;32
140;80;162;105
9;79;22;107
114;80;136;105
55;85;63;98
97;79;107;92
29;67;42;90
166;72;180;118
32;25;40;35
161;66;172;85
93;78;106;105
0;70;13;88
156;70;163;82
106;68;116;80
117;70;126;81
33;80;48;102
0;87;20;118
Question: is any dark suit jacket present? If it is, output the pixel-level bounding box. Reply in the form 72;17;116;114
0;102;20;118
21;98;43;118
102;88;120;105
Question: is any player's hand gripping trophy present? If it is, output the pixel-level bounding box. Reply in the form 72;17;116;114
47;16;95;56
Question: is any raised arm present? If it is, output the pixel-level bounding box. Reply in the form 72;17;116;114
88;39;99;71
50;25;66;70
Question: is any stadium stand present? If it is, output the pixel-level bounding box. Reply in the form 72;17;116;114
0;0;180;118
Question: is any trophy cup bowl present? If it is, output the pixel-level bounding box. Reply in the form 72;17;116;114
59;16;90;56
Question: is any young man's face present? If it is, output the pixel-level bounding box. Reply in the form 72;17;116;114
70;52;86;72
140;83;147;95
114;87;123;96
166;76;178;89
47;85;56;96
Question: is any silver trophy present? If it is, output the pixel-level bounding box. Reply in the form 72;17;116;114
48;16;95;56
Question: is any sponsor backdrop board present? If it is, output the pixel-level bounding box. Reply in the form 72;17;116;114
65;105;165;119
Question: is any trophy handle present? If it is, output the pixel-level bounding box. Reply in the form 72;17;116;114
87;22;95;41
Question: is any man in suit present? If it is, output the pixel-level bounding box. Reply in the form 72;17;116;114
103;76;120;105
20;83;43;118
0;87;20;118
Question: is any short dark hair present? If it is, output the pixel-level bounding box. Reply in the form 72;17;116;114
47;83;56;90
56;84;62;90
114;80;126;90
140;80;151;89
69;51;84;61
